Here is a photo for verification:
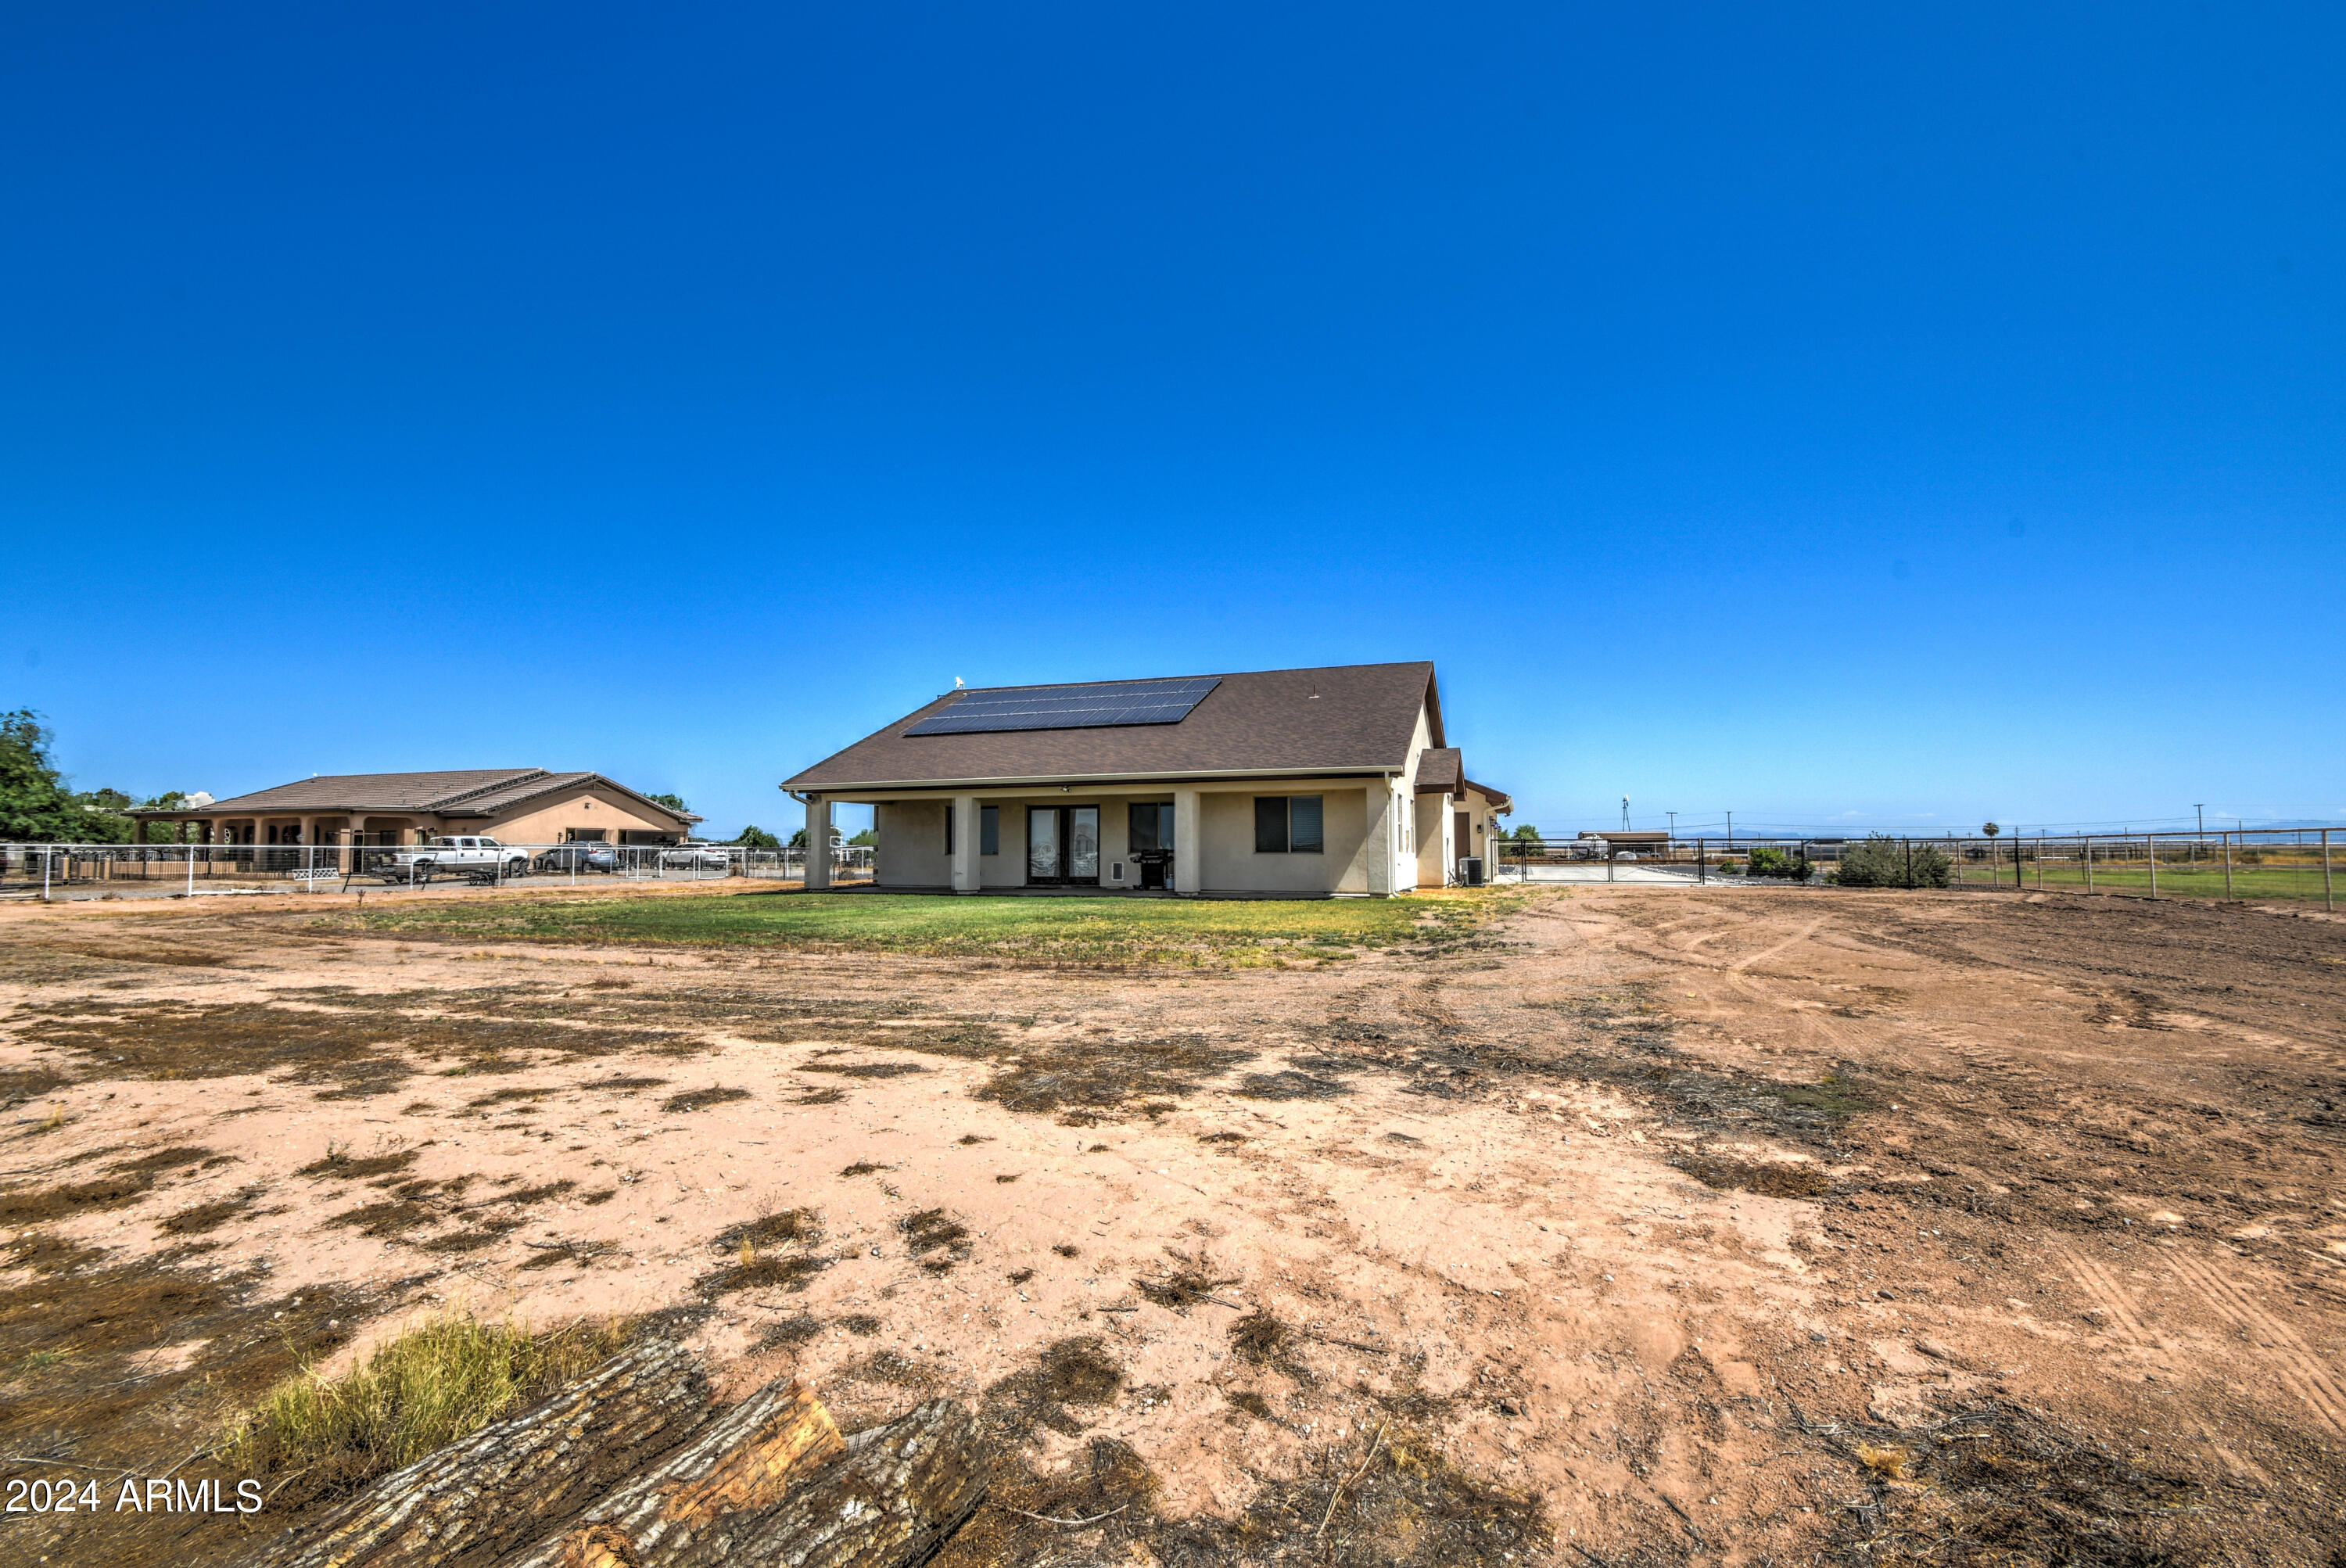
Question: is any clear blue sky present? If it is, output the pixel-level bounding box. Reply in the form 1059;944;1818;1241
5;5;2339;840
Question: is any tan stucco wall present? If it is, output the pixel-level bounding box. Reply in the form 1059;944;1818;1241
869;781;1379;895
1414;791;1451;887
485;786;687;845
1197;787;1369;895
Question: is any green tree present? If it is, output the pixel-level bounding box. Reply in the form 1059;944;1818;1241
847;828;876;847
644;791;689;813
730;824;782;849
1982;822;2000;838
0;710;106;842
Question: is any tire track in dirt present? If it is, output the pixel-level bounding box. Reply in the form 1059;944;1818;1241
1728;919;1824;975
2054;1245;2152;1345
2164;1250;2346;1437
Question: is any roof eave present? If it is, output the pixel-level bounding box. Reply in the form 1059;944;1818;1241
786;763;1405;793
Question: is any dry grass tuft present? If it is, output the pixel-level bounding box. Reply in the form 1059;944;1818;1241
662;1085;752;1114
224;1313;626;1497
1675;1154;1829;1198
1856;1441;1913;1480
1227;1308;1294;1365
1135;1249;1238;1312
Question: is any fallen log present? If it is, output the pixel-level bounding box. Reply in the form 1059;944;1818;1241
640;1398;987;1568
502;1378;845;1568
249;1338;718;1568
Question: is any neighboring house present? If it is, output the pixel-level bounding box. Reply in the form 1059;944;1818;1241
127;770;699;848
781;662;1509;897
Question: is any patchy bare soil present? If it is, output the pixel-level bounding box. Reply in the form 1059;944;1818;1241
2;884;2342;1565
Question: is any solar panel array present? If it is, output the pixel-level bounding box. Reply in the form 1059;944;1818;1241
905;676;1222;736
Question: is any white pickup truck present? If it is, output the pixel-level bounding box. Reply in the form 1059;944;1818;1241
378;836;531;884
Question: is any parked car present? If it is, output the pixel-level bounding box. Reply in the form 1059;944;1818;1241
534;841;617;874
380;836;530;883
658;844;732;871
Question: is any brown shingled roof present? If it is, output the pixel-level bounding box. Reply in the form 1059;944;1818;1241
1413;748;1462;794
784;662;1442;790
130;769;699;825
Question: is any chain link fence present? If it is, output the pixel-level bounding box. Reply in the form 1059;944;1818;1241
1492;827;2337;909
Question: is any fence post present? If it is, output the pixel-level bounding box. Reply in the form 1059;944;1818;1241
2222;831;2233;899
2147;834;2158;899
2084;837;2093;893
1698;837;1706;884
2325;829;2334;913
1903;838;1913;888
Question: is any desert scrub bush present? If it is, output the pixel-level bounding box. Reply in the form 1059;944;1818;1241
224;1313;626;1496
1835;833;1951;888
1742;845;1810;880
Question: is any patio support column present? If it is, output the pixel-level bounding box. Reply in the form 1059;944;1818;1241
1172;788;1201;896
950;795;980;894
804;796;832;891
1365;780;1394;897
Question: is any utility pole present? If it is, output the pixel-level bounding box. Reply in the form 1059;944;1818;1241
1620;796;1631;832
2194;804;2204;845
1726;810;1734;845
1666;810;1677;843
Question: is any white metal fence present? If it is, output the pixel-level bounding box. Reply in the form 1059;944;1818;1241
0;841;874;898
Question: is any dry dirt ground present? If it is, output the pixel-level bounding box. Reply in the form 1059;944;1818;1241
2;884;2343;1566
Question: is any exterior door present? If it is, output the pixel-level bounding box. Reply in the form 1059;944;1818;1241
1027;808;1060;881
1026;806;1101;886
1455;811;1471;870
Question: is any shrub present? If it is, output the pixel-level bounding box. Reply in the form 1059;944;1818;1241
1835;833;1951;888
1743;845;1810;880
1715;859;1742;875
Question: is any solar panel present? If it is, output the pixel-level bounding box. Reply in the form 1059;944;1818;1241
905;676;1222;736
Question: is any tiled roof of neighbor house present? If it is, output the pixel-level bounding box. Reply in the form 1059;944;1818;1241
1414;748;1462;794
167;770;549;813
131;769;698;823
785;662;1444;789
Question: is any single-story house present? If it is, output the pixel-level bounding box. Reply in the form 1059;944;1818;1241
127;769;700;848
781;662;1509;897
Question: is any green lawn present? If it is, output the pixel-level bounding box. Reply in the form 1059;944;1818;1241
348;888;1521;967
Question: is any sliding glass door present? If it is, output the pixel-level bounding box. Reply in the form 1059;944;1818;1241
1027;807;1060;880
1026;806;1099;885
